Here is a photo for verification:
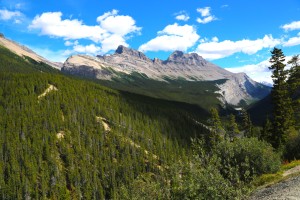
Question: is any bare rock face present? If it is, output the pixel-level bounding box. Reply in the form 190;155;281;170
62;45;270;105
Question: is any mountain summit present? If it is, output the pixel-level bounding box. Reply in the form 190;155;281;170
62;45;270;106
167;50;207;66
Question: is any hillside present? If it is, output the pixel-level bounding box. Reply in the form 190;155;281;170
0;34;60;69
0;43;211;199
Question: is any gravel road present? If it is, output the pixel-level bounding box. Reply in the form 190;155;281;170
249;175;300;200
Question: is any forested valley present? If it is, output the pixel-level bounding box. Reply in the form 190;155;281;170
0;44;299;199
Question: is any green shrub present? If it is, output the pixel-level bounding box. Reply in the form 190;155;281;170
284;129;300;160
215;138;281;182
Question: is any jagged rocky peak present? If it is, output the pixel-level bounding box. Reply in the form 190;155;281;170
115;45;149;61
153;57;162;64
167;50;207;66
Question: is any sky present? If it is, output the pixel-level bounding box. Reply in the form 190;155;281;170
0;0;300;84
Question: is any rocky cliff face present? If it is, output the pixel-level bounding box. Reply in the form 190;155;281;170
63;45;270;105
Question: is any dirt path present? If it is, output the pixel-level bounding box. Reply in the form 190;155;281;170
249;175;300;200
249;165;300;200
38;84;58;99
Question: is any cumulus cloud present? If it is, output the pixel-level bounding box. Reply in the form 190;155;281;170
29;12;106;42
226;60;273;84
283;36;300;47
138;23;199;52
175;11;190;21
226;56;294;85
0;9;21;20
195;35;281;60
196;7;217;24
97;9;141;36
29;10;141;54
72;44;101;55
281;21;300;31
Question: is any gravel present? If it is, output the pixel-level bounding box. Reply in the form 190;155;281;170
249;175;300;200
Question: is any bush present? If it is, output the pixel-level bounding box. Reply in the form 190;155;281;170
170;140;249;199
284;129;300;160
215;138;281;182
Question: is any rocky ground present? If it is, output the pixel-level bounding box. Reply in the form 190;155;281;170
249;175;300;199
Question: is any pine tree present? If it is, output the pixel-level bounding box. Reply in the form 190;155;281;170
241;109;253;138
261;118;272;142
208;108;224;146
269;47;294;148
287;55;300;128
227;114;240;141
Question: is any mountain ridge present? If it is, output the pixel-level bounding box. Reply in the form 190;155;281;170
0;34;61;69
63;45;270;106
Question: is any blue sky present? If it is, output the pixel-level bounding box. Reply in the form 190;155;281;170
1;0;300;84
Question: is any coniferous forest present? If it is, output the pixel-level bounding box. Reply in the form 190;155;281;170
0;44;299;199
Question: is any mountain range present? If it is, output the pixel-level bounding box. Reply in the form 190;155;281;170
62;45;270;106
0;34;270;108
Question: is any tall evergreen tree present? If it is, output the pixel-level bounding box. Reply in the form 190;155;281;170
269;47;294;148
208;108;224;146
227;114;240;141
241;109;253;138
261;118;272;142
287;55;300;128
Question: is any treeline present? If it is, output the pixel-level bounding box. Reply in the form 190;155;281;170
260;48;300;159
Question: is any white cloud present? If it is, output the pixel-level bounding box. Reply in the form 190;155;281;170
212;36;219;42
72;44;101;55
197;7;211;17
226;56;295;85
226;60;273;84
97;9;141;36
283;36;300;47
64;40;74;46
0;9;21;20
29;12;106;42
29;10;141;54
175;11;190;21
196;7;217;24
138;23;199;52
176;14;190;21
281;21;300;31
195;35;281;60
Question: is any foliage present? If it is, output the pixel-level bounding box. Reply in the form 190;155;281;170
268;47;294;148
240;109;253;137
215;138;281;182
169;137;280;199
287;55;300;129
226;114;240;141
284;129;300;160
207;108;224;147
0;46;210;199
